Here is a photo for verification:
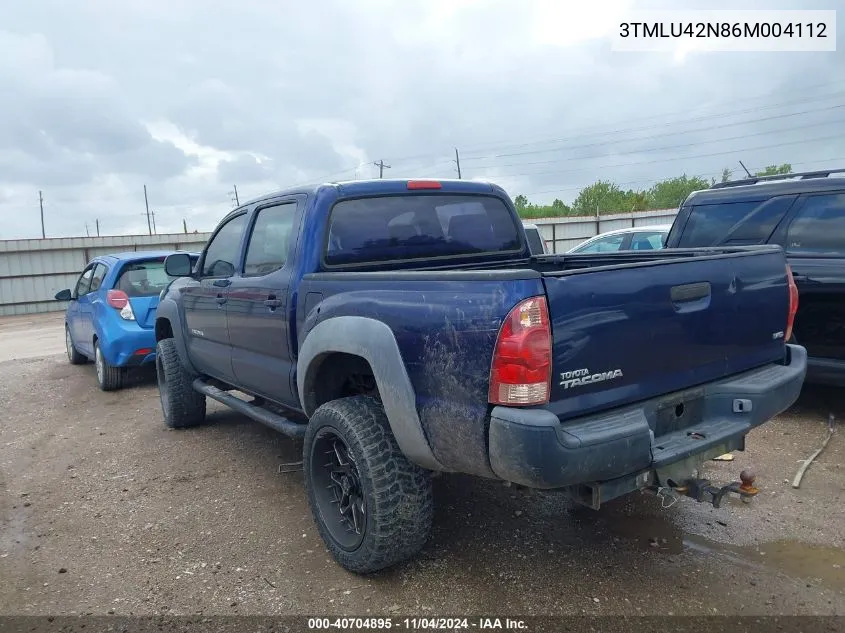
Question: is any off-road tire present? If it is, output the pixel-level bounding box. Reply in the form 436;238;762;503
303;396;434;574
65;325;86;365
94;340;124;391
156;338;206;428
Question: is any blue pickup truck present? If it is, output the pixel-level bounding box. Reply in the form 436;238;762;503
154;178;806;573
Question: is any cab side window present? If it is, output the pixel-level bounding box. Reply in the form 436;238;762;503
243;203;297;276
201;214;247;278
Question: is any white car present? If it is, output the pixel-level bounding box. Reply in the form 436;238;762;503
567;224;672;254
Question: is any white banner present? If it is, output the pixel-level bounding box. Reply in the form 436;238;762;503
612;10;837;52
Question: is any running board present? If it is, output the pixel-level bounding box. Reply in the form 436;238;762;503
192;379;306;439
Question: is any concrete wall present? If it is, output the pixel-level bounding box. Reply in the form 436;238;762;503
0;233;212;316
0;208;679;316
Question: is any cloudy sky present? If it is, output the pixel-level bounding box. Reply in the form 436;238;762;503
1;0;843;239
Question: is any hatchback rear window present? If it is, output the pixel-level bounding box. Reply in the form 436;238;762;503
324;195;523;266
115;259;180;297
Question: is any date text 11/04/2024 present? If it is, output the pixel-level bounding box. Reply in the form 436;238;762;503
307;617;528;630
619;21;829;39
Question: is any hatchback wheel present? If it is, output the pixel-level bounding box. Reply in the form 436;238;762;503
65;326;86;365
94;341;124;391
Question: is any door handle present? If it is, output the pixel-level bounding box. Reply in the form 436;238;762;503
791;274;809;282
216;294;227;305
264;298;283;309
213;279;232;288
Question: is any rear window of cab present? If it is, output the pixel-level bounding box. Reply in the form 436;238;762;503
324;194;524;266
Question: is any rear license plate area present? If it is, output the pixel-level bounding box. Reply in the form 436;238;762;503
654;388;705;437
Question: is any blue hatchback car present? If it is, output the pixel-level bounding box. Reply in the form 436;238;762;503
54;251;198;391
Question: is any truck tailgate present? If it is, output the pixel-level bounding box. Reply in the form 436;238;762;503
542;249;790;420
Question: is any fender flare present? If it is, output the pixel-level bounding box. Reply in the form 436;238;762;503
297;316;446;472
155;298;199;375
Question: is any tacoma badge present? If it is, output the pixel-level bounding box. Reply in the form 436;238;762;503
560;367;624;389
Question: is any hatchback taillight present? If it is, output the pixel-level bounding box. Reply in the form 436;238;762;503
488;296;552;406
107;289;135;321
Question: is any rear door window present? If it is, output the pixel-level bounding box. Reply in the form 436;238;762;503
677;197;794;247
786;193;845;255
324;194;522;266
243;202;297;276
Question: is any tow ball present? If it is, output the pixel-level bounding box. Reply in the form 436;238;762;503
674;469;759;509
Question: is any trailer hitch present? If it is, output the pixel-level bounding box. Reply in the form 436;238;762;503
674;469;759;508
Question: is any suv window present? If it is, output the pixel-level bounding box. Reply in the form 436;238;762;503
787;193;845;255
574;233;625;253
74;266;95;297
325;194;522;266
677;197;794;247
201;214;247;277
243;203;297;276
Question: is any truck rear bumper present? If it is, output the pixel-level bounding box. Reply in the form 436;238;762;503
488;344;807;490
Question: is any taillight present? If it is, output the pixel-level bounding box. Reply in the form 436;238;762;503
107;290;135;321
785;264;799;341
489;296;552;406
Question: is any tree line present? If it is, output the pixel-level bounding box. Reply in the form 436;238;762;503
514;164;792;219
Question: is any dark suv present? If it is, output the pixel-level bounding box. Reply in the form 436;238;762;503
665;168;845;386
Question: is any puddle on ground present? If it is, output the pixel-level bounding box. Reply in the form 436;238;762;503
743;540;845;593
599;505;845;593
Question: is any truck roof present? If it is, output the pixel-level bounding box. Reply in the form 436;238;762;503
238;178;505;209
686;175;845;206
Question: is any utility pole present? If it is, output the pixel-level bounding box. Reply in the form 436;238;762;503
38;190;46;239
233;184;240;206
143;184;152;235
454;148;462;179
739;160;753;178
95;219;100;237
183;218;188;234
85;222;90;237
151;210;157;235
373;160;391;179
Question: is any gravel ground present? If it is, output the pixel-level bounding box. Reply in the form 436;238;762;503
0;313;843;617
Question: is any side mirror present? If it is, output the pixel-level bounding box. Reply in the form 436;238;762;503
54;288;73;302
165;253;194;277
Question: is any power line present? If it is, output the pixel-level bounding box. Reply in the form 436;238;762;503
463;103;845;163
458;82;845;157
489;133;837;181
488;126;840;178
